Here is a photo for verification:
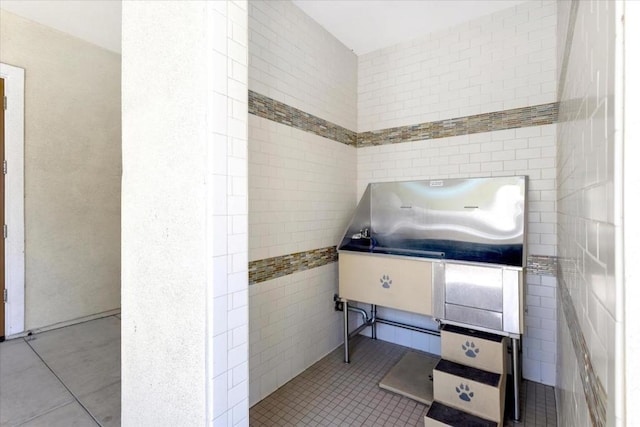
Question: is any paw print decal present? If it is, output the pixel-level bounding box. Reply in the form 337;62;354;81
380;274;392;289
462;341;480;358
456;383;474;402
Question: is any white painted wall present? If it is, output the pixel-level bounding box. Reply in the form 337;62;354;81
0;10;121;331
122;1;248;425
355;0;558;386
556;1;620;425
248;0;357;407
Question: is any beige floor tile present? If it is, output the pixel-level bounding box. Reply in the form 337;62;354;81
20;402;98;427
79;381;121;427
26;316;121;398
0;339;74;426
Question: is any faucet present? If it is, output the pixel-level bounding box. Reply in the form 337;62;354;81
360;227;370;238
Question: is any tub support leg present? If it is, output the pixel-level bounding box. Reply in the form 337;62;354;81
512;337;521;422
343;299;350;363
371;304;377;340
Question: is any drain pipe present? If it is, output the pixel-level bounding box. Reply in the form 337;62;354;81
347;304;369;324
347;304;374;339
343;302;375;363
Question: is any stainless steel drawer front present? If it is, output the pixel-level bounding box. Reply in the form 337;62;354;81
502;268;522;334
445;303;503;331
444;264;503;312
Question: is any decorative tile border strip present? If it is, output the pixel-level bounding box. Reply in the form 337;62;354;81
250;250;557;285
249;90;558;149
557;263;607;427
358;103;558;147
526;255;557;276
248;90;357;147
249;246;338;285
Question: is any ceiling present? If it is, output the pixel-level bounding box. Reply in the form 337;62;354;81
293;0;528;55
0;0;526;56
0;0;122;53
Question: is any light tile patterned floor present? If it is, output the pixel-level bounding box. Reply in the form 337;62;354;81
0;316;121;427
1;317;556;426
250;335;557;426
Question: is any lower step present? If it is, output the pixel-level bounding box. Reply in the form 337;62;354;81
425;401;498;427
433;359;505;423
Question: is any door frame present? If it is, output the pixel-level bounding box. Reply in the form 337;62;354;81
0;63;25;338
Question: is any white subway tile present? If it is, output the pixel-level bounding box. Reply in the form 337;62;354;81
213;372;229;418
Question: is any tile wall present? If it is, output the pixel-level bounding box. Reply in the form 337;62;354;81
355;0;558;386
556;1;619;426
357;1;556;132
248;263;343;405
249;0;357;131
249;115;356;262
247;0;573;409
210;2;250;426
248;0;358;407
624;2;640;424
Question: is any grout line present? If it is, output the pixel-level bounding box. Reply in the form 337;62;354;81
23;338;103;427
249;334;556;426
12;392;76;426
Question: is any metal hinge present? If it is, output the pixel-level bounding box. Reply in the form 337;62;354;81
3;289;7;303
3;96;6;110
2;160;6;175
3;224;6;239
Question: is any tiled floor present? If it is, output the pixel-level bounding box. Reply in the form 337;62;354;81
250;335;557;426
1;316;556;426
0;316;121;427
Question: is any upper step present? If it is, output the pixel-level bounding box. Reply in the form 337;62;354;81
440;324;507;374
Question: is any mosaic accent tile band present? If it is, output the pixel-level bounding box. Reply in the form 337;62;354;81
249;90;558;149
249;246;338;285
358;103;558;147
526;255;557;276
248;90;357;147
558;264;607;427
250;248;557;285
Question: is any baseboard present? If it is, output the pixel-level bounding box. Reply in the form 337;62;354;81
5;308;121;340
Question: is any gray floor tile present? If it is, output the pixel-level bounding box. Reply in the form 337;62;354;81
0;339;75;426
20;402;98;427
26;317;121;398
249;336;558;426
80;381;121;427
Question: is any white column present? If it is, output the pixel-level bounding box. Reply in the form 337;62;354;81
121;1;248;425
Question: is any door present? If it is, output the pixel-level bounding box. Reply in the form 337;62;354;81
0;77;5;341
